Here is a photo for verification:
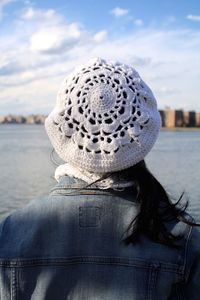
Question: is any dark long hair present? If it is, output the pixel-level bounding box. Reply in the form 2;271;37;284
108;160;198;248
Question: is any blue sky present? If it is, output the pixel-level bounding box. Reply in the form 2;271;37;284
0;0;200;114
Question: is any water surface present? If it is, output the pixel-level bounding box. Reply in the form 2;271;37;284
0;125;199;222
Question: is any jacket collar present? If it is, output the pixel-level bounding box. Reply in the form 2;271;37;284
50;175;138;203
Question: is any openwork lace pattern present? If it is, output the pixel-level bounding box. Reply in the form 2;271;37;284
45;58;161;173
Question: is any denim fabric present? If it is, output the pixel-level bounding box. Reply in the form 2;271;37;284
0;176;200;300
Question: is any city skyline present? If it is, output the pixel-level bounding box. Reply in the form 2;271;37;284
1;108;200;128
0;0;200;115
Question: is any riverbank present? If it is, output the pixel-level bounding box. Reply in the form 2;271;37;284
161;127;200;131
0;115;46;124
1;113;200;129
1;123;200;131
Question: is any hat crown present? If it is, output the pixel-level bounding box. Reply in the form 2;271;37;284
45;58;161;173
90;84;114;112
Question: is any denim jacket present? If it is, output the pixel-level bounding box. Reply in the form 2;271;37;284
0;176;200;300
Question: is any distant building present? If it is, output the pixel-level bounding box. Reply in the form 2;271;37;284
159;110;165;127
196;112;200;127
4;115;17;123
183;111;196;127
26;115;35;124
0;116;6;123
188;111;196;127
163;109;175;128
175;110;184;127
15;116;26;124
34;115;46;124
183;111;189;127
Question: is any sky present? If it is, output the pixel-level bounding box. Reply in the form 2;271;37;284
0;0;200;115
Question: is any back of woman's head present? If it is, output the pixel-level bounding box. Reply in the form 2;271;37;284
45;58;197;248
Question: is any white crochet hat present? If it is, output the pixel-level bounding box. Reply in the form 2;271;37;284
45;58;161;173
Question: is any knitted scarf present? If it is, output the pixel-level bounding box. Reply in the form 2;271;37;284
55;163;134;191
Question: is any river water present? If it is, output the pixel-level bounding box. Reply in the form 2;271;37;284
0;125;199;222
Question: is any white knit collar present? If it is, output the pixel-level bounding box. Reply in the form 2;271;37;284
55;163;134;191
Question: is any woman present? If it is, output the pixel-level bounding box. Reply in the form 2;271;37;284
0;58;199;299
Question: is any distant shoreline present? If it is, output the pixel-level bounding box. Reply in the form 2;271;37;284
1;109;200;129
161;127;200;131
0;123;200;131
0;115;46;125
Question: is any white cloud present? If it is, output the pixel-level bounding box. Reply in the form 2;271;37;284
19;6;62;25
21;7;35;19
134;19;144;26
30;23;82;53
111;7;129;17
19;7;83;54
187;14;200;22
30;28;62;52
93;30;107;43
21;6;56;20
